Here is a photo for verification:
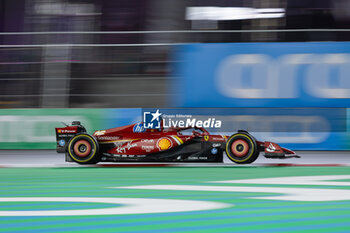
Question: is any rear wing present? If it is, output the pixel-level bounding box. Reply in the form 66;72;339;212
55;121;86;153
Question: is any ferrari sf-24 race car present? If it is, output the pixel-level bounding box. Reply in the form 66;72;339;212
55;121;298;164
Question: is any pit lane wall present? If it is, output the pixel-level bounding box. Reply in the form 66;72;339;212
171;42;350;150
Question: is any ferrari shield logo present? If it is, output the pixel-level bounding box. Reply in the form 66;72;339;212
204;136;209;141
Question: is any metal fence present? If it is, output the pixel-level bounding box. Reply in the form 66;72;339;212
1;29;350;108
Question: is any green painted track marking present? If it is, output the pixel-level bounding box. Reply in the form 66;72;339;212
0;167;349;232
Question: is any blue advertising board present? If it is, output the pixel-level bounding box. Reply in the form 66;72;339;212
171;42;350;150
173;42;350;107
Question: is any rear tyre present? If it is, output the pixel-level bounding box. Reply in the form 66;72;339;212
67;134;100;164
225;132;259;164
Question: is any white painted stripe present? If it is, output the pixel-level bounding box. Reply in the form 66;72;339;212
213;175;350;186
117;184;350;201
0;197;231;216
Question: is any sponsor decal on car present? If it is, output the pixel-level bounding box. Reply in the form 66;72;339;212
157;137;172;151
188;156;208;160
266;143;276;152
142;145;154;152
141;139;154;143
97;136;120;141
133;123;146;133
116;142;137;154
212;136;226;141
58;139;65;147
58;129;77;134
211;148;218;154
94;130;106;136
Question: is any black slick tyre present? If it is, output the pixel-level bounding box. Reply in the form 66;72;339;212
66;134;100;164
225;132;259;164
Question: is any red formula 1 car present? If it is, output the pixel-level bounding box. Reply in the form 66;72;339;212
55;121;298;164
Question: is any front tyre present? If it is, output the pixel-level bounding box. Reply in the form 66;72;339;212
225;132;259;164
67;134;100;164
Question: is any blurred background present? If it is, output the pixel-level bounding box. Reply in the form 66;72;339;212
2;0;350;108
1;0;350;150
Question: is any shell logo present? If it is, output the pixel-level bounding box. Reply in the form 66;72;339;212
157;138;172;151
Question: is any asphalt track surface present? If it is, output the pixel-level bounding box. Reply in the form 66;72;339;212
0;150;350;167
0;150;350;232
